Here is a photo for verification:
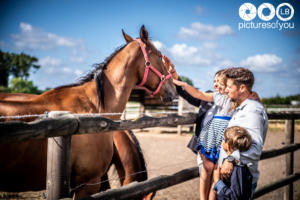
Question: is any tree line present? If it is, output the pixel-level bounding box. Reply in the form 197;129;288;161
0;50;42;94
261;94;300;105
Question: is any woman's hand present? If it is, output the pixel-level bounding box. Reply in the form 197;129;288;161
162;55;179;79
249;91;261;102
162;55;176;73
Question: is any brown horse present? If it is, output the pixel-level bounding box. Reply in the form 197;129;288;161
0;93;154;199
0;25;176;199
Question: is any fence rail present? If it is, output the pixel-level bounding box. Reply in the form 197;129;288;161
0;112;197;143
253;173;300;199
1;110;300;199
82;167;200;200
260;143;300;160
266;111;300;119
1;111;300;143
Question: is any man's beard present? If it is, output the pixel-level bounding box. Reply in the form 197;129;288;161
230;98;237;102
230;92;243;105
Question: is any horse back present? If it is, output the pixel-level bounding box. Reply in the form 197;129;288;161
0;93;37;101
0;84;99;121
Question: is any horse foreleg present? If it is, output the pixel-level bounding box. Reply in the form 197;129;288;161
71;133;114;199
99;173;110;192
72;177;101;200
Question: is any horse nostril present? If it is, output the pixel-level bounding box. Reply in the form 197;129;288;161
163;96;171;103
169;89;177;100
163;90;177;103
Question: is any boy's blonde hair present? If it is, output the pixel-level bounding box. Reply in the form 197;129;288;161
224;126;252;152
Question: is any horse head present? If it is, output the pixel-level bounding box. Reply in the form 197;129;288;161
122;25;177;103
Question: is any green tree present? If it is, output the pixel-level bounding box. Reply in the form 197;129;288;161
261;94;300;105
0;50;40;87
0;77;42;94
10;77;41;94
179;75;194;86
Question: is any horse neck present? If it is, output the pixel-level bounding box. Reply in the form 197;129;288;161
100;42;141;115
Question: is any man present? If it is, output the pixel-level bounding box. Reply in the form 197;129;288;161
217;67;268;196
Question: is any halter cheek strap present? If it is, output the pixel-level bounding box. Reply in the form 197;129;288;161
136;39;172;97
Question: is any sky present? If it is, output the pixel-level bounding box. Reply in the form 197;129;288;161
0;0;299;98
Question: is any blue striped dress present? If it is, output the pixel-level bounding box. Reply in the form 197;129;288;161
197;92;233;164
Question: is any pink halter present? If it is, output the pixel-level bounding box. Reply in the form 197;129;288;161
135;39;172;97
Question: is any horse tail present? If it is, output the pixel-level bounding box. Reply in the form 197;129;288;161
127;130;156;200
126;130;148;180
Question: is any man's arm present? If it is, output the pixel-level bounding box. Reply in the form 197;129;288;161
221;104;267;177
219;149;240;180
239;108;266;160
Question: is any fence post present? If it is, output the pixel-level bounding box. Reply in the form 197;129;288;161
138;103;145;132
46;111;72;200
284;119;295;200
177;97;183;135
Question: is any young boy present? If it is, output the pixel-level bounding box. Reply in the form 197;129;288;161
213;126;253;200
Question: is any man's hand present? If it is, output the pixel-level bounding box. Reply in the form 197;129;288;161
220;159;233;180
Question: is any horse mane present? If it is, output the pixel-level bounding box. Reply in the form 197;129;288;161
54;44;127;109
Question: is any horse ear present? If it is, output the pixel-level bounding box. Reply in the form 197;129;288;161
140;25;148;44
122;29;134;43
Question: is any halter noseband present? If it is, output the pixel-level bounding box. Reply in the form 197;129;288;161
135;39;172;97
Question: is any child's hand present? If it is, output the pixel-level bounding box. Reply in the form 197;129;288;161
172;79;187;87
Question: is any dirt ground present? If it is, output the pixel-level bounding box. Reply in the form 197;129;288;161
126;125;300;200
0;124;299;200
